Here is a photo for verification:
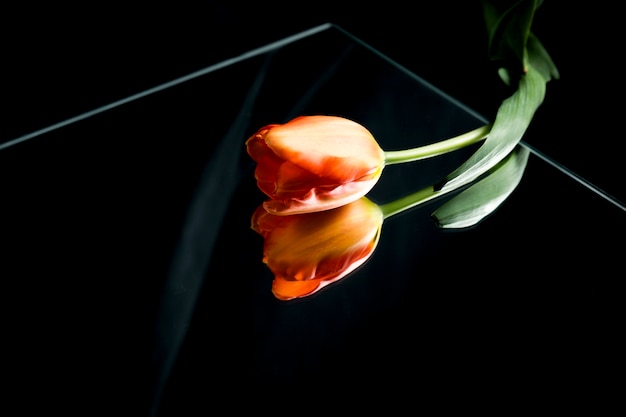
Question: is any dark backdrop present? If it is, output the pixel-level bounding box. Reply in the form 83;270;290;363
1;1;623;415
2;1;623;204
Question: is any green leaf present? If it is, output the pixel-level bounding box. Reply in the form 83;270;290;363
436;62;546;192
527;32;560;81
427;1;559;227
435;1;558;195
432;145;530;228
483;0;538;76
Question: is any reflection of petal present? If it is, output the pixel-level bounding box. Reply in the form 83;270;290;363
272;278;323;301
251;197;384;300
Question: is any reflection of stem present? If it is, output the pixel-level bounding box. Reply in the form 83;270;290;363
379;180;467;220
383;124;492;165
379;185;437;219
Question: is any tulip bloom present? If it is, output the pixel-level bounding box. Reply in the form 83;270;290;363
246;115;385;215
251;197;384;300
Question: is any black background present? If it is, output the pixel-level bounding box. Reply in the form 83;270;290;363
3;1;623;204
2;1;623;415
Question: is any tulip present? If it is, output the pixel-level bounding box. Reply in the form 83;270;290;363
246;115;386;215
246;115;491;215
251;196;384;300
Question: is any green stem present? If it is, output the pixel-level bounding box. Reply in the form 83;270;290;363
383;123;492;165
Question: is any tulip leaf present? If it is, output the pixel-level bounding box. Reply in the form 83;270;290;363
432;145;530;228
483;0;538;77
436;63;545;192
435;0;557;194
526;31;560;82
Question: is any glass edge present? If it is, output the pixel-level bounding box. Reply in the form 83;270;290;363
2;22;623;211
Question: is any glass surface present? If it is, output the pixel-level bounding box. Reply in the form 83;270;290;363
3;24;623;415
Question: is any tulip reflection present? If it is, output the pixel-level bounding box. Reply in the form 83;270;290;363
251;197;383;300
251;145;530;300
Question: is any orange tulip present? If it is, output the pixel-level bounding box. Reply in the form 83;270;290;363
246;115;385;215
251;197;384;300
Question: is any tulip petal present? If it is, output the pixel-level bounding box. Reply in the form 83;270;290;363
264;115;385;182
246;115;385;214
263;175;380;215
273;160;325;198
